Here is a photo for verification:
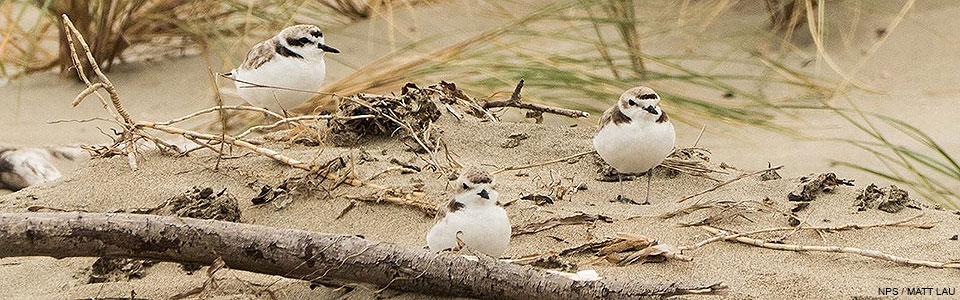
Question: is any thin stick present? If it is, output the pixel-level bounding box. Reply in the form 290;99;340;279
157;105;285;126
344;194;437;217
493;150;596;175
693;125;706;147
680;213;929;251
697;225;959;269
236;114;377;139
221;73;338;96
483;80;589;119
677;165;783;203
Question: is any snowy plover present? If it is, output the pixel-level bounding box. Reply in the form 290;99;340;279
593;87;676;205
426;168;511;258
229;25;340;113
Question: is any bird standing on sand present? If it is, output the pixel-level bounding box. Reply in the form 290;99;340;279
426;168;511;258
229;25;340;113
593;86;676;205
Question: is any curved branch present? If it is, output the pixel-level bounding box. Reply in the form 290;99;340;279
483;80;590;119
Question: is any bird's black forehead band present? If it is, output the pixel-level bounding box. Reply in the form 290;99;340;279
638;93;658;100
311;31;322;37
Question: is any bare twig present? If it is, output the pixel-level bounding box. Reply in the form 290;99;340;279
697;224;957;269
677;165;783;203
157;105;285;126
494;151;596;175
344;193;437;217
483;80;590;119
680;213;931;251
236;114;377;139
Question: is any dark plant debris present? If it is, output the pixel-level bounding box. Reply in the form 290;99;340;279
760;163;782;181
328;83;442;151
788;173;854;202
855;184;915;213
500;132;529;149
252;183;290;205
168;186;242;222
88;258;157;283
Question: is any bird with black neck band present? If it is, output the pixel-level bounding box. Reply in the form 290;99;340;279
593;86;676;205
228;25;340;113
426;168;511;258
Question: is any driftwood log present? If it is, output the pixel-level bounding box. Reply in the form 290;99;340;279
0;212;723;299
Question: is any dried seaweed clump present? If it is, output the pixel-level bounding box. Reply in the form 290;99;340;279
855;184;914;213
327;83;441;148
88;258;156;283
168;187;241;222
788;173;854;202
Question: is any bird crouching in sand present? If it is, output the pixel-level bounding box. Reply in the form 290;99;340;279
426;168;511;258
593;86;676;205
0;147;85;191
227;25;340;113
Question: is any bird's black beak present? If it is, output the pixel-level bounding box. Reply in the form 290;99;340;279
478;189;490;200
318;43;340;53
643;105;658;115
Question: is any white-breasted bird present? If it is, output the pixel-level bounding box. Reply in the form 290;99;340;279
593;86;676;205
229;25;340;113
426;168;511;258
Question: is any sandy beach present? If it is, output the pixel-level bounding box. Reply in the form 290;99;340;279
1;0;959;299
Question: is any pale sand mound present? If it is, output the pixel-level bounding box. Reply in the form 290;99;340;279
1;111;958;299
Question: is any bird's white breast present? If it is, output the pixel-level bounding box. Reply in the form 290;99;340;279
234;56;326;112
426;205;511;257
593;120;676;174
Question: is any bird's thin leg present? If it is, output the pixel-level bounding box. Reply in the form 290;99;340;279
617;173;624;201
644;170;652;205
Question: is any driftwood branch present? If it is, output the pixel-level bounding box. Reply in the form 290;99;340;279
483;80;590;119
0;212;724;299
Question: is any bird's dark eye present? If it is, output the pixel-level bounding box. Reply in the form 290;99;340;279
286;37;304;46
462;183;469;190
299;37;311;44
628;99;637;106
